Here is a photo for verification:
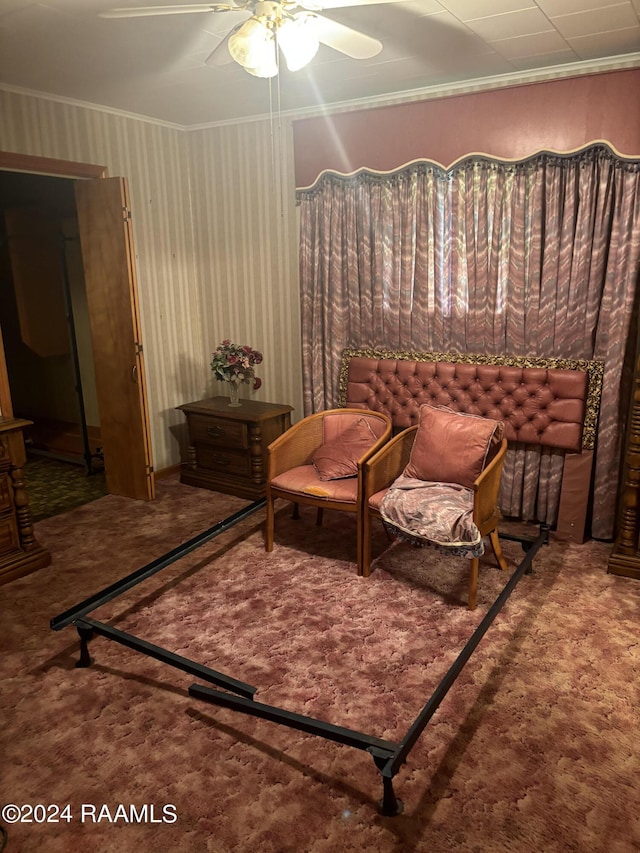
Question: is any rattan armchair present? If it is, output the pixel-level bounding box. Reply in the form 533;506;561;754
362;424;509;610
265;408;392;568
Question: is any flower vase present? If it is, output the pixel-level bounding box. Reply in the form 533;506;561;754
228;382;241;407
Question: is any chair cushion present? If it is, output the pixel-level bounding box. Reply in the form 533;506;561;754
404;404;504;489
380;475;485;558
312;416;378;481
270;465;360;503
368;488;388;512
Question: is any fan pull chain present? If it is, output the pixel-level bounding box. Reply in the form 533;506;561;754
268;74;276;186
266;36;285;219
275;55;285;219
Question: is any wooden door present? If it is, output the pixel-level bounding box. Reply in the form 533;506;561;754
75;177;154;501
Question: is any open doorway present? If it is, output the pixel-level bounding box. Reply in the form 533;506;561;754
0;151;155;508
0;170;107;520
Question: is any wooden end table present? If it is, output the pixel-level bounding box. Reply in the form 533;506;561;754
176;396;293;499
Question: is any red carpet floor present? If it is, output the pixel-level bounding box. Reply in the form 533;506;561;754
1;476;639;852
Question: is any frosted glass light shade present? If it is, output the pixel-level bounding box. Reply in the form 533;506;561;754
245;56;279;78
228;18;276;73
278;13;319;71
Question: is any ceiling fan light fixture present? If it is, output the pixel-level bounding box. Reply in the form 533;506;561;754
277;13;319;72
228;17;275;71
244;56;279;77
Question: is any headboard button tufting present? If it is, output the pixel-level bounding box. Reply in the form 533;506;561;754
343;353;595;453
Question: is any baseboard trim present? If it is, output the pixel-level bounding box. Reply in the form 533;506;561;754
155;463;181;480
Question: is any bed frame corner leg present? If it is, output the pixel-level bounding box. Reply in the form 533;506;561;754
76;625;94;668
372;753;404;817
378;774;403;816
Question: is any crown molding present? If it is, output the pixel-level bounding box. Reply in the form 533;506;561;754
0;84;186;131
276;52;640;124
2;51;640;132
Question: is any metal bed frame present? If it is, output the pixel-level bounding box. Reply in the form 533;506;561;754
51;499;547;816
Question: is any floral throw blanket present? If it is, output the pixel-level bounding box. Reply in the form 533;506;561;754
379;476;484;559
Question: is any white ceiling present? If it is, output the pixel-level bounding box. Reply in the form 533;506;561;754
1;0;640;127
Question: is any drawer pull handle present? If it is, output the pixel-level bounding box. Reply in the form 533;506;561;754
212;454;230;466
207;426;226;438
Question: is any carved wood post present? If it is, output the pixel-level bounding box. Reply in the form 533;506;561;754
10;463;37;550
0;417;51;584
609;354;640;578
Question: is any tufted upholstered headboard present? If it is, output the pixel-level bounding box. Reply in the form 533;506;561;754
338;349;604;542
339;349;603;452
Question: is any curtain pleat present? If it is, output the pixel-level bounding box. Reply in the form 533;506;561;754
298;144;640;538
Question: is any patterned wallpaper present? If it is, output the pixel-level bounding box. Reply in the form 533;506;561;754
0;89;303;472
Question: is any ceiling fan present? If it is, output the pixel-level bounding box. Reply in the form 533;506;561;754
99;0;405;78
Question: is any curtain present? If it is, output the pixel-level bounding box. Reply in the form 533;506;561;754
297;144;640;539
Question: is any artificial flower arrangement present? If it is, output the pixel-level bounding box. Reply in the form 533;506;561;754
210;339;263;390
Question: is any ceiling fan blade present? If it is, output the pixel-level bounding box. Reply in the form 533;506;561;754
311;0;407;8
314;15;382;59
205;26;239;66
99;4;239;18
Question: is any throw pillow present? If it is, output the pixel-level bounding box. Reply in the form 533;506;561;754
313;417;378;480
404;404;504;488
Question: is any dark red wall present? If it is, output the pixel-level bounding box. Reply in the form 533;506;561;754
293;69;640;188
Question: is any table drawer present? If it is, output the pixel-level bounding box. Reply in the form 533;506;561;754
0;474;12;512
0;512;19;557
189;414;248;449
197;446;252;478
